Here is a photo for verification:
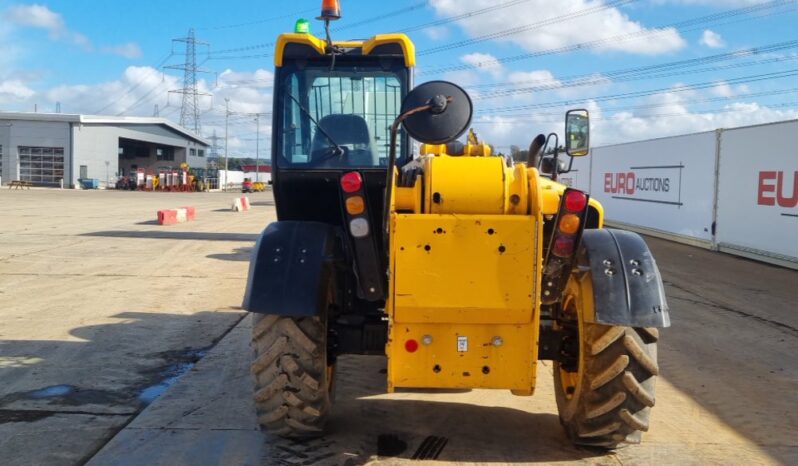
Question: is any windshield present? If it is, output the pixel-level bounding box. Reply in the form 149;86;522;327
277;63;408;168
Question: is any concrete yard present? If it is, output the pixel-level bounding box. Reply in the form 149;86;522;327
1;189;797;466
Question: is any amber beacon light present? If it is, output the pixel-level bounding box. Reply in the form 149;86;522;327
318;0;341;21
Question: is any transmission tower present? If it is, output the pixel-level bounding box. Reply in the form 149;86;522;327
206;129;225;168
167;29;212;134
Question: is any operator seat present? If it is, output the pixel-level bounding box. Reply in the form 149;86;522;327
311;114;378;166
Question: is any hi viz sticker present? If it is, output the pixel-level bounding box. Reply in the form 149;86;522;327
457;336;468;352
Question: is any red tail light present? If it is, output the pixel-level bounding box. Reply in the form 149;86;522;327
564;190;587;212
341;172;362;193
552;236;576;257
405;339;419;353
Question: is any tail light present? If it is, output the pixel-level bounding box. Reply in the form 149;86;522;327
338;171;384;300
405;339;419;353
345;196;365;215
341;171;362;193
542;188;590;304
349;218;369;238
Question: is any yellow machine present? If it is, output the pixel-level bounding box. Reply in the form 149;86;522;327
244;0;670;449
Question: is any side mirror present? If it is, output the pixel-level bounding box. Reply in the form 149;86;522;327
565;109;589;157
400;81;473;145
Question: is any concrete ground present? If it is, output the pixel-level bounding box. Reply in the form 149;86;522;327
0;188;270;465
1;189;797;466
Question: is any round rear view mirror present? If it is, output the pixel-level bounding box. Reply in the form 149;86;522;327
401;81;473;145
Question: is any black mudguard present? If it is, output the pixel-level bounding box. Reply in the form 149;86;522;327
243;221;343;316
579;229;670;328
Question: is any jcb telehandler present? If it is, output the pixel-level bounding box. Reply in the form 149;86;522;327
244;1;670;448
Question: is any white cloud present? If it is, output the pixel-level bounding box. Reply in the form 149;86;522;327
0;79;35;99
700;29;725;48
3;4;64;31
429;0;685;55
3;4;89;48
460;52;504;78
423;26;450;41
101;43;143;59
710;81;734;98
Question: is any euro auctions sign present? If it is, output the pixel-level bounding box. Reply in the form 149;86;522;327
603;167;681;206
717;121;798;263
757;171;798;211
590;131;717;243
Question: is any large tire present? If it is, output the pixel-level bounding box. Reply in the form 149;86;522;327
250;314;333;438
554;273;660;448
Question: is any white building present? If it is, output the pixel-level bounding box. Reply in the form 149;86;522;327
0;112;209;188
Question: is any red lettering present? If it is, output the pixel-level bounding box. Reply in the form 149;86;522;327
604;173;613;193
758;171;777;206
776;171;798;208
617;173;626;193
626;172;636;195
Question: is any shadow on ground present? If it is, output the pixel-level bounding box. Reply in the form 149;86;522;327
207;247;253;262
0;311;244;466
81;231;259;242
260;355;612;465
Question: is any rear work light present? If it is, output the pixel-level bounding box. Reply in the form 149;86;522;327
345;196;365;215
341;171;362;193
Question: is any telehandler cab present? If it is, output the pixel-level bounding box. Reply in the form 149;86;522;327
244;1;670;448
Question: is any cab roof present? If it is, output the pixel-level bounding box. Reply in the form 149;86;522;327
275;33;415;68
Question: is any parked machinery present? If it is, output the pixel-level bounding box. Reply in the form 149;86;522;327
243;0;670;448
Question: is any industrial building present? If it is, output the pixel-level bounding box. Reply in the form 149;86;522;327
0;112;209;188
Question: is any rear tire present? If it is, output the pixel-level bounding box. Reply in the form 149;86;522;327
250;314;333;438
554;274;660;448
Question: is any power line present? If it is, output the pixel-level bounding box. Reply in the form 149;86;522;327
197;7;316;31
466;40;798;91
206;0;534;60
420;0;798;75
472;48;798;101
334;1;429;32
93;53;173;114
476;68;798;115
418;0;637;56
476;86;798;120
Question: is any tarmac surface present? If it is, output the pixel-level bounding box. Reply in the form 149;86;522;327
1;188;796;466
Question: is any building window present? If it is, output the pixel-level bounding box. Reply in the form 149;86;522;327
190;148;196;157
156;147;174;161
198;149;205;157
19;146;65;185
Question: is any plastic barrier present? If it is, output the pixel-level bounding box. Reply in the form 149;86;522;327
232;196;250;212
157;207;196;225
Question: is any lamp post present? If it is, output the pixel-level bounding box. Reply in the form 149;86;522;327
255;114;260;183
224;98;230;191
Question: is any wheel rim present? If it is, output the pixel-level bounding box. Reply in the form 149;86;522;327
556;275;586;403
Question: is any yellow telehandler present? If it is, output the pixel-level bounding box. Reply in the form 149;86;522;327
243;0;670;448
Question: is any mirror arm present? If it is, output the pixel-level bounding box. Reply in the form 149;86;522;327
382;101;442;254
538;133;559;179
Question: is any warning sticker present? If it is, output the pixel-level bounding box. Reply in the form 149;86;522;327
457;336;468;352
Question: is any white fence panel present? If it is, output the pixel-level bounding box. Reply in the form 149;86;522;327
716;122;798;267
589;131;717;245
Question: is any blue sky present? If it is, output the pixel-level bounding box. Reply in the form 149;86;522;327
1;0;798;156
